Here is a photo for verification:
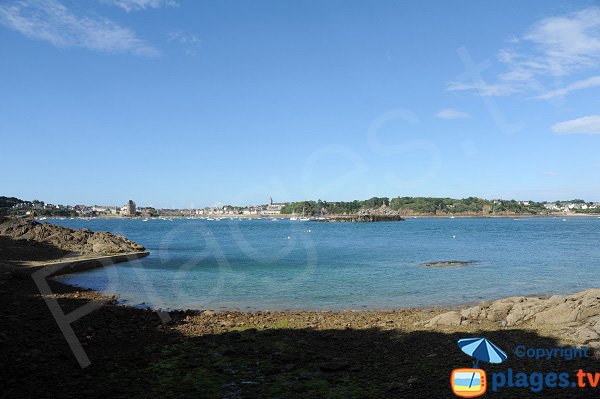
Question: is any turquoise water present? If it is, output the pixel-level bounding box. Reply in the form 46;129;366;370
51;217;600;311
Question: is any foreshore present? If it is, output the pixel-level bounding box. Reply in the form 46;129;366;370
2;217;599;397
2;269;599;398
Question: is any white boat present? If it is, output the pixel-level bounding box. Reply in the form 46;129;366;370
290;217;298;221
143;219;149;222
294;207;309;221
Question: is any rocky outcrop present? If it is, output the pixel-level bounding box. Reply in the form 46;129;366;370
323;214;405;222
419;261;473;267
321;206;405;222
426;311;462;326
426;289;600;347
0;217;145;257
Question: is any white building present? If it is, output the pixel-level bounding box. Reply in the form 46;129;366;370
262;197;286;215
544;203;560;210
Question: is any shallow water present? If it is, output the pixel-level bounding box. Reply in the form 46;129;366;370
51;217;600;311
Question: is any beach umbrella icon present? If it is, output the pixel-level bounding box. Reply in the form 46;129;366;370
458;337;507;367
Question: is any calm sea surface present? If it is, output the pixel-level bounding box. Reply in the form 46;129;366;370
51;217;600;311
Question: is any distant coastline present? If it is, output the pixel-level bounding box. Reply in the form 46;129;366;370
34;212;598;220
3;195;600;220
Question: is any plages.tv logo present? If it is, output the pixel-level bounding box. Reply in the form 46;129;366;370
451;337;508;398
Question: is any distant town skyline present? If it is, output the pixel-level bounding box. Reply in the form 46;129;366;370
1;1;600;207
4;194;600;212
4;195;600;220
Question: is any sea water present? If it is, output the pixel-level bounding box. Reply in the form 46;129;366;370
51;217;600;311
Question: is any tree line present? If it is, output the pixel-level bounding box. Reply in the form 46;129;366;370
280;197;554;215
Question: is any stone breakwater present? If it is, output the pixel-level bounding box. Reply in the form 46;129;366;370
425;289;600;348
318;209;405;222
0;217;145;256
320;214;405;222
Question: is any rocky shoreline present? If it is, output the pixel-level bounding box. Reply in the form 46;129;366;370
425;289;600;349
0;216;146;265
2;270;598;398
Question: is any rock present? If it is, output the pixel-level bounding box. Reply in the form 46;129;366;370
547;295;566;306
534;302;579;325
427;311;462;327
486;300;514;322
317;210;405;222
424;289;600;347
0;217;145;257
460;306;482;319
591;317;600;334
506;306;526;326
419;261;474;267
573;326;600;343
588;340;600;349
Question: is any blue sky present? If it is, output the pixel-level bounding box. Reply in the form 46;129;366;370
1;0;600;208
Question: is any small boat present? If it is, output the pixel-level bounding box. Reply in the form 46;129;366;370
290;217;298;221
297;207;310;221
143;219;149;222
